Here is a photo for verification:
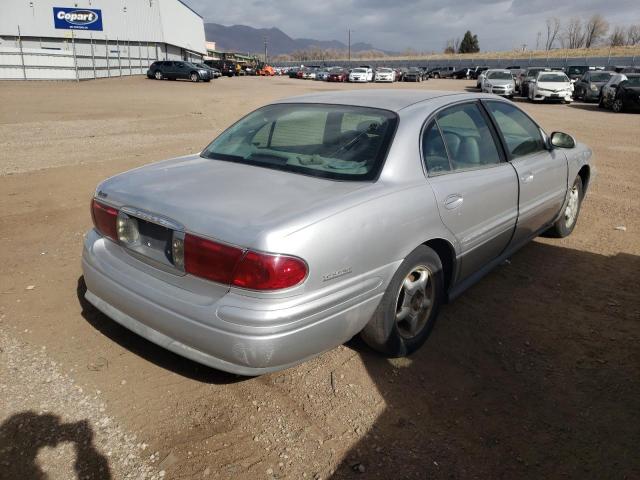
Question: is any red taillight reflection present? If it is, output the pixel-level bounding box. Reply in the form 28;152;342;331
91;199;118;241
232;251;307;291
184;233;244;284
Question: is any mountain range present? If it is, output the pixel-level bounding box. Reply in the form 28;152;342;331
204;23;384;55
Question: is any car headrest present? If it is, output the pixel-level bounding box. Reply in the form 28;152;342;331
357;121;381;133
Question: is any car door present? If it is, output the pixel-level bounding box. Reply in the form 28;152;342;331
423;102;519;281
483;100;568;247
174;62;189;79
576;72;589;97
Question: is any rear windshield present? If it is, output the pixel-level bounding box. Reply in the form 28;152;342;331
539;73;569;83
487;71;512;80
626;76;640;86
201;104;398;181
568;66;587;75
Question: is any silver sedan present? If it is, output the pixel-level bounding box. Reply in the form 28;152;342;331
82;90;593;375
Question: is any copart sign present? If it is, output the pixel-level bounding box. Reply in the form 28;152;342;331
53;7;103;31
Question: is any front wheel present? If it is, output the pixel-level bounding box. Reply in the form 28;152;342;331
361;246;444;357
546;176;583;238
433;73;440;79
190;73;200;82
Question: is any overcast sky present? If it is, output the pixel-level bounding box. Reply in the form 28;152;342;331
182;0;639;52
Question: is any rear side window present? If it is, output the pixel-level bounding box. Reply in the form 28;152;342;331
435;103;501;170
422;122;450;174
484;101;546;158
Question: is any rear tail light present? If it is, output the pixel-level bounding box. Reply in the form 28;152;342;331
91;199;118;241
181;233;307;291
232;251;307;291
183;234;244;285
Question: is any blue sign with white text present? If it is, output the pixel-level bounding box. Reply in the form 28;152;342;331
53;7;103;31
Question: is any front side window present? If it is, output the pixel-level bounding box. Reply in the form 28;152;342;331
435;103;501;170
625;76;640;86
484;101;546;158
201;104;398;181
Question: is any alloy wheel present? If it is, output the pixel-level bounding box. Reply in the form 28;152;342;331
612;99;623;113
395;265;434;339
564;184;580;228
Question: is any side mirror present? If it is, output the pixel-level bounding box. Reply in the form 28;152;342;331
550;131;576;149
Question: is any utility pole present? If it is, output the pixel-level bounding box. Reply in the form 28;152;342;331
263;36;267;64
348;29;351;63
536;31;541;51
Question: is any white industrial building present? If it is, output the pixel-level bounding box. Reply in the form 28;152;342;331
0;0;206;80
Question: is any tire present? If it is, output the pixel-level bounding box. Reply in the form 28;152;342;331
361;245;444;357
545;176;583;238
433;73;440;79
190;73;199;83
598;95;604;108
612;98;624;113
154;70;163;80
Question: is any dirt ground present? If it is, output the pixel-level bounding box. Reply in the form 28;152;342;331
0;75;639;480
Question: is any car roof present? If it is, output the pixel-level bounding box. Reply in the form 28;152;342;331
273;90;474;112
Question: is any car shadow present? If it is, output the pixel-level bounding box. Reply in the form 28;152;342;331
76;277;243;385
331;241;640;479
0;411;111;479
567;103;617;114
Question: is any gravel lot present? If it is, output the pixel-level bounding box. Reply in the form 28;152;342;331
0;76;639;480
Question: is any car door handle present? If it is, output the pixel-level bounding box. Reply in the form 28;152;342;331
520;171;534;183
444;194;464;210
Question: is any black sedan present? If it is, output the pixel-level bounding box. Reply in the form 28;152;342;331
403;68;425;82
607;74;640;112
147;61;211;82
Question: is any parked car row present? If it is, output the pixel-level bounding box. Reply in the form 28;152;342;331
472;65;639;111
286;65;408;83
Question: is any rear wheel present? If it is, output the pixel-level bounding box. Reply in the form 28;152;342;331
154;70;163;80
361;246;444;357
433;73;440;79
546;176;583;238
612;98;624;113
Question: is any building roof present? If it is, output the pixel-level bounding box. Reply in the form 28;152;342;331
273;89;472;112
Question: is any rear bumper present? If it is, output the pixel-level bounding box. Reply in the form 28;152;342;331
82;230;390;375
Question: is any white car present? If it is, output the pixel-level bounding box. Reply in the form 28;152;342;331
349;67;373;83
374;68;395;82
481;69;516;98
529;71;573;103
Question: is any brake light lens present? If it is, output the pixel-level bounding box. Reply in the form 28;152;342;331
184;233;244;284
182;233;307;290
91;199;118;241
232;251;307;291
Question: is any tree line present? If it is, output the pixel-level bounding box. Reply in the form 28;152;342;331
543;15;640;50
